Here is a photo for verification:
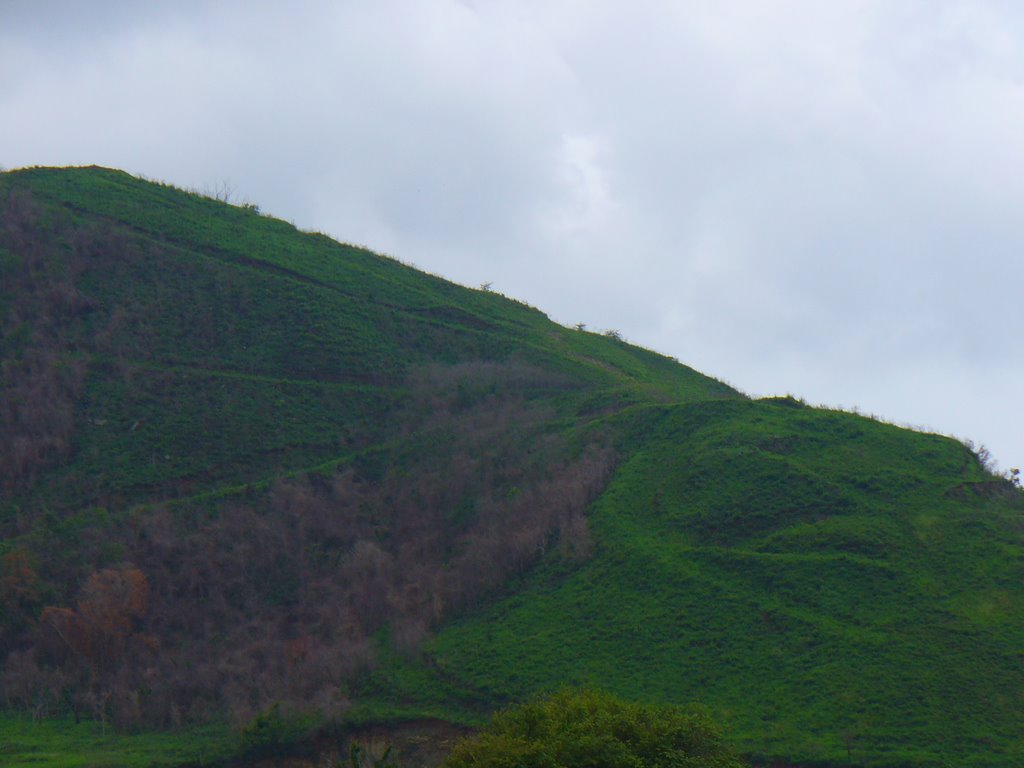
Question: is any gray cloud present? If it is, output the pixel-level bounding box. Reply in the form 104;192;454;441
2;0;1021;470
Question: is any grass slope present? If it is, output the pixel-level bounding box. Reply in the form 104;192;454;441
0;166;730;514
1;166;1022;768
426;399;1024;766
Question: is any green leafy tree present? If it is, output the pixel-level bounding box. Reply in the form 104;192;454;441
442;688;744;768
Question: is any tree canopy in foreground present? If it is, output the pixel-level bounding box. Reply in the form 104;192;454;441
442;688;744;768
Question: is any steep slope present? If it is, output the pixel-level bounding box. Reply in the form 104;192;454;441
0;166;728;511
427;399;1024;766
1;167;1021;767
0;166;735;727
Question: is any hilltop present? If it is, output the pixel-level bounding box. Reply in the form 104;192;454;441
1;166;1022;767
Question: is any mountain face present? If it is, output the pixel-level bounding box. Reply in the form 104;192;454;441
1;166;1021;767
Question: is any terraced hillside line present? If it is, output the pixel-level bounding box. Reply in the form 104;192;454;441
89;354;412;389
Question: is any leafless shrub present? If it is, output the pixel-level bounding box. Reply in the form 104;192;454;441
1;649;69;720
2;352;618;725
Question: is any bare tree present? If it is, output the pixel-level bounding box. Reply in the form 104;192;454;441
202;179;234;203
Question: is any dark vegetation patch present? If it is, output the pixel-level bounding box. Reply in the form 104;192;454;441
946;479;1023;505
0;192;92;496
2;357;615;730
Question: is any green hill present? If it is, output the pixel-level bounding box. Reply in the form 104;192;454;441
1;166;1021;767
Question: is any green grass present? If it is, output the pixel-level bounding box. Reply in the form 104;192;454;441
0;715;235;768
421;402;1024;766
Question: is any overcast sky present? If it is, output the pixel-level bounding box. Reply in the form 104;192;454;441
2;0;1021;473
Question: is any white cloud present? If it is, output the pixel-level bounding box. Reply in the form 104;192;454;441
1;0;1021;470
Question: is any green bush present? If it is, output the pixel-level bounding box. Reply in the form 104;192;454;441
238;702;314;760
441;688;744;768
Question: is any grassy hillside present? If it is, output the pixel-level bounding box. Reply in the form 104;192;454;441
0;166;727;511
1;166;1022;768
426;399;1024;766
